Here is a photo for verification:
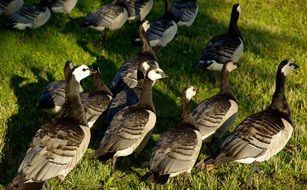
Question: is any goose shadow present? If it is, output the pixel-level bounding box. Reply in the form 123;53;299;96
0;67;55;185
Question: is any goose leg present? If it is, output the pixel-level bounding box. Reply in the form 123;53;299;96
95;31;106;48
242;162;261;189
111;156;117;176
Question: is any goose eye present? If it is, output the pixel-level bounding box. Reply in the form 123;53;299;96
82;68;87;71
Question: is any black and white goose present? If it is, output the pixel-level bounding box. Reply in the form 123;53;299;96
5;0;52;30
170;0;198;27
0;0;23;16
196;60;299;171
80;0;128;45
123;0;153;22
194;3;243;71
143;86;201;184
7;65;94;190
142;0;178;48
81;65;113;128
93;63;168;174
51;0;78;14
37;61;83;114
111;23;158;94
192;61;239;141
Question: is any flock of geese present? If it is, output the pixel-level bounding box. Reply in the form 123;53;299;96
1;0;300;189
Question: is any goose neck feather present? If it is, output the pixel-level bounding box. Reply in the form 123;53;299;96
58;74;88;126
181;94;198;129
228;6;241;38
93;73;112;95
137;77;155;112
269;71;292;124
219;65;236;100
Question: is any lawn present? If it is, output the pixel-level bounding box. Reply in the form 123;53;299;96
0;0;306;189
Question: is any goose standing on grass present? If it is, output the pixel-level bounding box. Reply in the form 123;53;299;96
196;60;299;184
81;65;113;128
192;61;239;142
143;86;201;184
80;0;128;46
51;0;78;15
5;0;52;30
194;3;243;71
124;0;153;22
93;63;168;175
142;0;178;49
7;64;94;190
37;61;82;114
106;25;158;124
0;0;23;16
170;0;198;27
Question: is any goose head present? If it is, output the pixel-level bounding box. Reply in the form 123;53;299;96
147;67;168;81
279;60;299;76
184;86;197;101
72;65;93;82
232;3;241;17
224;61;239;73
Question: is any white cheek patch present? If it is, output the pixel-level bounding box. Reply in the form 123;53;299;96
148;70;162;81
73;65;91;82
142;20;150;31
141;61;150;71
226;63;237;72
185;87;196;100
281;64;294;76
237;5;241;13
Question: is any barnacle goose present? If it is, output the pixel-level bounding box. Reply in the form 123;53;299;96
51;0;78;14
80;0;128;46
0;0;23;16
171;0;198;27
7;65;94;190
93;63;168;175
192;61;239;141
37;61;84;114
106;25;158;124
142;0;178;48
81;65;113;128
5;0;52;30
143;86;201;184
196;60;299;176
194;4;243;71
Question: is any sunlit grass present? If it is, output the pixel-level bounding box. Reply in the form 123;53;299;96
0;0;306;189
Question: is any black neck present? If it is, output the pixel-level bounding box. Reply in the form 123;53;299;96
93;74;112;95
137;77;155;112
269;72;292;123
164;0;172;19
181;96;197;129
140;38;157;61
63;75;88;126
228;11;241;38
219;67;234;97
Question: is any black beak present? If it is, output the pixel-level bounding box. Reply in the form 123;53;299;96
90;68;97;74
293;63;299;69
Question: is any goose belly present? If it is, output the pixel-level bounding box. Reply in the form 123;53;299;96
108;9;128;30
114;110;156;157
159;21;178;47
206;60;223;71
231;38;243;62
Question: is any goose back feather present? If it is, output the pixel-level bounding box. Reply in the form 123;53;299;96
0;0;23;16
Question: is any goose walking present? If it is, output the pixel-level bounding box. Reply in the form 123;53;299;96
0;0;23;16
192;62;239;141
142;0;178;49
93;63;168;174
196;60;299;184
80;0;128;46
37;61;83;114
124;0;153;21
171;0;198;27
194;4;243;71
7;64;94;190
81;65;113;128
51;0;78;15
5;0;52;30
143;86;201;184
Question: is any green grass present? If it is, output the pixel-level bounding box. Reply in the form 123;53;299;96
0;0;306;189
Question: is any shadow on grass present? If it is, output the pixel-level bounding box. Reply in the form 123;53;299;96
0;67;54;185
